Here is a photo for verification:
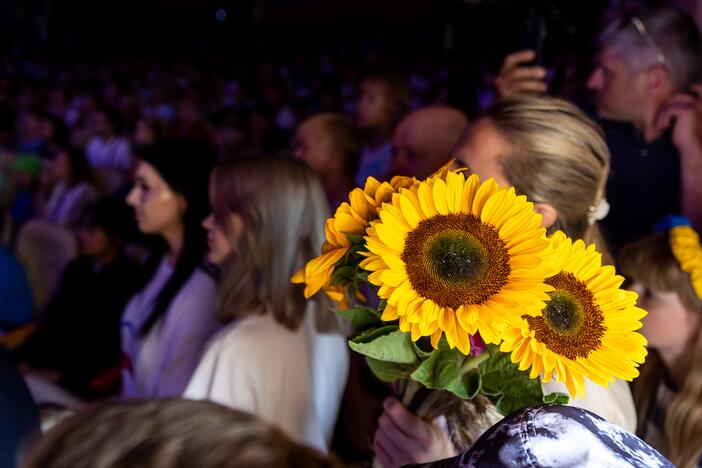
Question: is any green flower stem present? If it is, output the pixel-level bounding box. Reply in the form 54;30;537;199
460;351;490;374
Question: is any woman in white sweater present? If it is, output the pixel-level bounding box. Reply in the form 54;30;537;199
185;156;349;454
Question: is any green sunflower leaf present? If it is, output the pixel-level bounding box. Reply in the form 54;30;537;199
412;337;435;359
409;339;482;399
366;357;414;382
333;305;381;331
349;328;417;364
350;325;397;344
352;307;382;331
543;392;570;405
333;308;355;321
478;345;545;415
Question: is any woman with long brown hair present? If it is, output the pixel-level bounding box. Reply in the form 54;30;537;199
185;155;349;454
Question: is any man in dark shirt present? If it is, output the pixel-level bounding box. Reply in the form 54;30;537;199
496;5;702;254
585;6;702;252
597;119;681;251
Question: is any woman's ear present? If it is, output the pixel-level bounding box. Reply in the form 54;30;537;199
533;202;558;229
228;212;245;241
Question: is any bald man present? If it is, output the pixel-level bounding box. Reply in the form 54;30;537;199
390;106;469;179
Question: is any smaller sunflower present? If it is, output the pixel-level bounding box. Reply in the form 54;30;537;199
500;231;648;398
292;175;415;307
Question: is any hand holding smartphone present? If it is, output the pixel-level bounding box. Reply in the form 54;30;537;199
494;16;548;99
517;16;546;67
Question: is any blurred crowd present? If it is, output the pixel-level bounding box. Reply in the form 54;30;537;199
2;1;702;467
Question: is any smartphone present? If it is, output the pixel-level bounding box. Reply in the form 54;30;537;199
517;16;546;67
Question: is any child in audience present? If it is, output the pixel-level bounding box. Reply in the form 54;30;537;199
291;113;361;209
620;217;702;468
121;139;219;398
355;71;410;185
185;156;349;454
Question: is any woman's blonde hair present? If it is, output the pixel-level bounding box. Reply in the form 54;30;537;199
480;95;611;255
210;155;342;332
620;233;702;468
21;399;338;468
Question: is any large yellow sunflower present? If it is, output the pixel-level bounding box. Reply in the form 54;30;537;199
500;231;648;398
360;170;554;355
292;175;414;307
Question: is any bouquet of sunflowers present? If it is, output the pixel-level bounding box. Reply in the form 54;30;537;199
293;163;648;442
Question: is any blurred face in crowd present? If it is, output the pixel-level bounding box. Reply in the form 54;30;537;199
17;112;41;141
391;107;468;179
135;119;157;146
631;282;700;354
51;150;71;183
357;80;390;130
451;118;511;187
292;116;334;176
126;161;184;237
90;111;113;138
587;46;649;123
392;117;428;178
76;224;112;259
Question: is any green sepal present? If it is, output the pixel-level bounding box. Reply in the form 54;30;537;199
349;327;417;364
344;232;365;245
331;265;355;286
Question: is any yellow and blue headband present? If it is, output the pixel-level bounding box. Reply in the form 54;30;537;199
655;215;702;300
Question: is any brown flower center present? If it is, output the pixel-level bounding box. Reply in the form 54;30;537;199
525;271;606;360
401;213;511;309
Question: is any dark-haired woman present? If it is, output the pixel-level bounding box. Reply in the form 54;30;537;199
121;139;220;398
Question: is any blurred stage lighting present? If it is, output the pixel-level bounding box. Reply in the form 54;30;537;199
215;9;228;21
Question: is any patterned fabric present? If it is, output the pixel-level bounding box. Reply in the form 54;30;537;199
414;405;672;468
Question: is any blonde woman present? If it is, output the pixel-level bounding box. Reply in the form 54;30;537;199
374;95;635;467
185;156;349;454
620;221;702;468
21;399;339;468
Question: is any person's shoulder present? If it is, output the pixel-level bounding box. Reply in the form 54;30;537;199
85;136;102;150
213;314;301;353
72;181;97;195
596;117;636;135
182;266;217;292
